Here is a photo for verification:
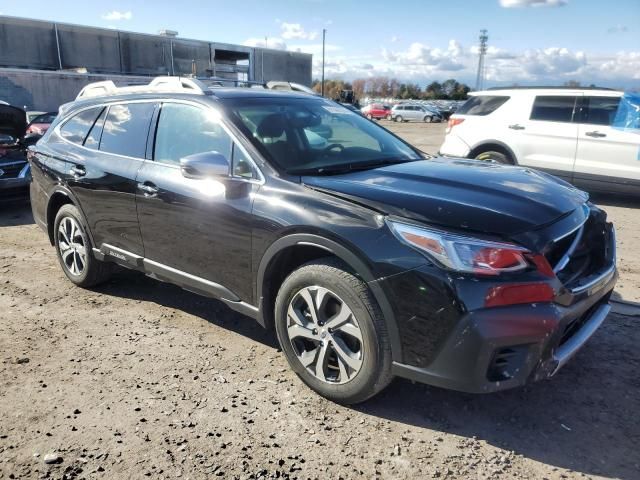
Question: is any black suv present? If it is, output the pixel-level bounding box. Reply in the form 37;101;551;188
29;78;617;404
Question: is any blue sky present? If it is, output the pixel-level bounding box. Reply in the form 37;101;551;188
1;0;639;87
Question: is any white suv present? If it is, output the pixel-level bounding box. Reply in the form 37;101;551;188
439;88;640;195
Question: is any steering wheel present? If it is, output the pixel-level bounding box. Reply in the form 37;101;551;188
323;143;345;154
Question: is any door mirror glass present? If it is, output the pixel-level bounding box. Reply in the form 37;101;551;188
180;151;230;179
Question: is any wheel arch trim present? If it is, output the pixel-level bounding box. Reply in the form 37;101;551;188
46;186;94;247
256;233;403;361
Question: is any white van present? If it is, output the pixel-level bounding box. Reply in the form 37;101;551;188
439;88;640;195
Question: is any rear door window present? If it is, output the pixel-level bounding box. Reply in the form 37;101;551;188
579;96;621;126
456;96;509;116
99;103;155;158
59;107;103;144
530;96;578;123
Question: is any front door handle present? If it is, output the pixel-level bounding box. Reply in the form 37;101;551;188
508;124;525;130
138;182;159;196
70;165;86;177
585;131;607;138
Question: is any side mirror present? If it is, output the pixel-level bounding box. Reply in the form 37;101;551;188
0;134;17;147
180;151;230;179
22;133;43;147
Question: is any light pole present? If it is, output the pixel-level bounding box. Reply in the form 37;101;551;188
321;28;326;97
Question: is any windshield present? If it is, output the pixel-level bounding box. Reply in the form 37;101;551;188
222;97;424;174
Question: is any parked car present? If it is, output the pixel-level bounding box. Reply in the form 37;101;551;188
361;103;390;120
0;104;30;200
29;77;617;404
25;112;57;137
440;87;640;195
391;104;443;123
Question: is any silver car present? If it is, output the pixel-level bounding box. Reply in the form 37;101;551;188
391;104;442;123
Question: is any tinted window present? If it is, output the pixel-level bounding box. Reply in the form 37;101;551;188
83;107;106;150
154;103;232;164
226;97;421;174
100;103;155;158
580;96;620;126
530;96;577;123
60;107;103;144
31;113;57;124
457;96;509;116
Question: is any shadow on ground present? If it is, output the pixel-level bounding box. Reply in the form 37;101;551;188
0;200;33;227
95;270;639;480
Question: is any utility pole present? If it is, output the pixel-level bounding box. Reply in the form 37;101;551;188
321;28;326;96
475;29;488;91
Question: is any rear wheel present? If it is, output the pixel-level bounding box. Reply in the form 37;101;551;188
474;150;512;164
54;204;112;288
274;259;393;404
385;114;392;121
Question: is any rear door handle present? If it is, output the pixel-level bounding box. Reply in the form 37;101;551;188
138;182;159;196
585;131;607;138
508;124;525;130
70;165;86;177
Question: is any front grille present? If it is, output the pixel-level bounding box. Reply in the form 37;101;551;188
0;161;27;179
544;209;609;289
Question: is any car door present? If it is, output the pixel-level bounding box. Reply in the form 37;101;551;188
516;94;580;181
40;103;152;258
135;100;260;303
573;94;640;193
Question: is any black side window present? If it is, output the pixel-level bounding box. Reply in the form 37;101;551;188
99;103;155;158
59;107;103;144
580;97;621;126
231;143;256;179
530;96;577;123
456;96;509;116
154;103;232;164
83;107;107;150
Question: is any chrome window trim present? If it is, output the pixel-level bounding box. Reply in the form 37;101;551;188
55;98;265;184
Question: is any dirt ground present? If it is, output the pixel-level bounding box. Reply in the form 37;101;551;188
1;122;639;480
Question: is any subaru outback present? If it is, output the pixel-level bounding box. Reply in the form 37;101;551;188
28;77;617;404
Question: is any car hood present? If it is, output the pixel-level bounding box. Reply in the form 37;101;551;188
0;104;27;140
302;157;588;237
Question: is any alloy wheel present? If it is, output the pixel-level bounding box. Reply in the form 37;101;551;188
57;216;87;276
286;286;363;384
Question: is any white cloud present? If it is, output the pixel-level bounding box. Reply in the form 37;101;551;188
280;22;318;40
243;37;288;50
381;40;466;71
101;10;132;21
390;36;399;43
500;0;567;7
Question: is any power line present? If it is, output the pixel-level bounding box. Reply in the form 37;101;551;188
475;29;488;91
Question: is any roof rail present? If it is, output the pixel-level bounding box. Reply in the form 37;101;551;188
76;76;210;100
485;85;614;91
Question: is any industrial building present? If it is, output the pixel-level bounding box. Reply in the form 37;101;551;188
0;16;313;111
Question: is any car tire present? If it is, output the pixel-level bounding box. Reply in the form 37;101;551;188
366;114;373;120
423;116;433;123
54;204;112;288
474;150;512;164
385;114;392;121
274;258;393;404
395;115;403;123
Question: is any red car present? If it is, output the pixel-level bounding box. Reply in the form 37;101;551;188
25;112;57;137
361;103;391;120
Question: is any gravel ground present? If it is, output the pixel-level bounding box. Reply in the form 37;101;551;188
1;122;639;480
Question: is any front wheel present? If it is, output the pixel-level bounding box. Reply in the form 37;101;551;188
274;259;393;404
366;113;373;120
395;115;403;123
385;114;392;121
54;204;112;288
474;150;512;164
423;115;433;123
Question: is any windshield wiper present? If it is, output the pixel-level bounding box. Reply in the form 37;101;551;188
292;158;423;176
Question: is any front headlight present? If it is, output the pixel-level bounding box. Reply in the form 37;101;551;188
388;220;530;276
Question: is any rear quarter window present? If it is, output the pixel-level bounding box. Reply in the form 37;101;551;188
59;107;103;145
99;103;155;158
456;96;510;116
